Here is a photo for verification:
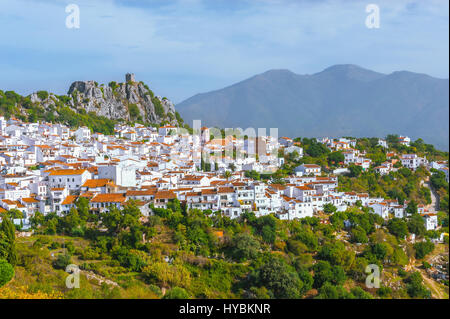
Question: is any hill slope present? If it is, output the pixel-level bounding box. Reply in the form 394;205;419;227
0;74;180;134
177;65;449;150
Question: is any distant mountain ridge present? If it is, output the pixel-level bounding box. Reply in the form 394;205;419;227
177;64;449;150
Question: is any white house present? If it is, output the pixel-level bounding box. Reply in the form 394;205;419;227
401;154;428;170
47;169;91;190
422;213;438;231
295;164;321;176
399;136;411;146
75;127;91;142
378;139;388;148
369;202;389;219
158;125;177;136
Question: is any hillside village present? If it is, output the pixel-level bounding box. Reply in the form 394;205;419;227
0;115;447;236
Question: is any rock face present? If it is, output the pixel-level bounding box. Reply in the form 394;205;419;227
31;74;177;124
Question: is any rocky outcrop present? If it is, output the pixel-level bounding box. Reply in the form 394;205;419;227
29;74;177;125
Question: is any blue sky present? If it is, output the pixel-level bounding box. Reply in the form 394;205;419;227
0;0;448;103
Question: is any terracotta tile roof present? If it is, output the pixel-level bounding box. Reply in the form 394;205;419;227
218;187;234;194
126;189;157;196
82;179;115;188
296;186;313;191
201;189;217;195
2;199;16;205
80;192;95;198
154;190;176;200
61;195;78;205
48;169;87;176
303;164;320;168
21;197;39;204
183;175;205;181
91;193;126;203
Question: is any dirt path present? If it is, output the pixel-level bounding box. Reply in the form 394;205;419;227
414;266;447;299
81;270;119;287
422;178;439;213
410;242;448;299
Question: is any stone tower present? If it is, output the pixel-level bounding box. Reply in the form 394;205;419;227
126;73;135;83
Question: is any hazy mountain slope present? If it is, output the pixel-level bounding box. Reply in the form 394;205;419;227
177;65;449;150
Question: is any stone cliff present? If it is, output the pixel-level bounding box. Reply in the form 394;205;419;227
30;73;177;125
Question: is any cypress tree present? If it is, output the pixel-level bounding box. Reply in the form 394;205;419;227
0;217;17;266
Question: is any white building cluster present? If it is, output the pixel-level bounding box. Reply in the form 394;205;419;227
0;117;444;232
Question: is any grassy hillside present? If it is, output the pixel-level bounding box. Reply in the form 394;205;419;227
1;200;448;299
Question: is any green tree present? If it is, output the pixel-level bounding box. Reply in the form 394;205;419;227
101;202;142;236
327;151;345;166
350;226;368;243
257;257;303;298
387;218;409;238
323;203;337;214
406;201;418;215
244;170;261;180
413;240;435;259
7;209;24;219
29;211;45;229
231;233;260;262
407;214;426;236
306;142;330;158
350;287;373;299
313;260;346;288
0;217;17;266
75;197;91;221
0;259;14;287
348;164;363;178
316;282;352;299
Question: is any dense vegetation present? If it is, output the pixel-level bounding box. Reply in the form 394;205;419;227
0;83;187;135
0;89;117;135
0;115;447;298
1;193;447;299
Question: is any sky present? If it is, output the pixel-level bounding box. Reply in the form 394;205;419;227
0;0;448;103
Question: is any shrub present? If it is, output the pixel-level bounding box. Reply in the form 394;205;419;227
52;254;71;270
163;287;189;299
152;97;165;118
148;284;162;297
128;104;140;119
0;259;14;287
398;268;407;278
405;272;431;298
37;90;49;100
422;261;431;269
414;240;435;259
376;286;392;297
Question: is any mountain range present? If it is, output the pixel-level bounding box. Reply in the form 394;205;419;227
177;65;449;150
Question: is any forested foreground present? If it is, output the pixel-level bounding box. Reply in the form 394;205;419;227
0;196;448;299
